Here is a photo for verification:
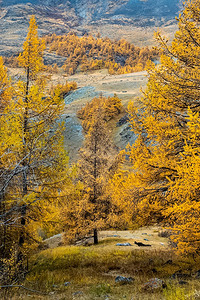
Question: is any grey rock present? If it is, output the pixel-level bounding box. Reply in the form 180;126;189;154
143;278;166;291
116;242;132;246
64;281;71;286
115;275;134;285
108;234;120;237
117;114;129;127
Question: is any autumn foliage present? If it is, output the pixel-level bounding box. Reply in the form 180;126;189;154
113;0;200;256
0;16;69;284
64;97;121;244
2;2;200;293
44;33;158;75
77;94;123;131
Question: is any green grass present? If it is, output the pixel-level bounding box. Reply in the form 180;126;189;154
3;237;200;299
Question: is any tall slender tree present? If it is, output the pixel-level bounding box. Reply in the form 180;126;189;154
15;15;68;264
0;15;68;282
64;99;119;244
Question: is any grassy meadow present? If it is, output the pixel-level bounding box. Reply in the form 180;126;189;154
4;230;200;300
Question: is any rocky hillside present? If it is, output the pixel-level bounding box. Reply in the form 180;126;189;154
1;0;180;22
0;0;181;56
71;0;180;23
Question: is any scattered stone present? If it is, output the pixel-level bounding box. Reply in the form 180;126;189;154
115;276;134;285
117;114;129;127
160;242;164;245
73;291;84;296
108;234;120;237
116;242;132;246
142;233;147;235
144;238;149;241
143;278;166;291
52;284;58;288
64;281;71;286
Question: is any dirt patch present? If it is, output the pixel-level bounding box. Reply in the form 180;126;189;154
100;227;169;250
44;226;169;251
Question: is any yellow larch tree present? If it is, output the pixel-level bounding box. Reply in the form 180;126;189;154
0;15;69;282
15;15;68;266
64;100;120;244
0;58;24;284
120;0;200;255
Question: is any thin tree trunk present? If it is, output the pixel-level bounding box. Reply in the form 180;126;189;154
94;228;98;245
93;133;98;245
93;132;97;203
0;191;6;258
17;65;29;269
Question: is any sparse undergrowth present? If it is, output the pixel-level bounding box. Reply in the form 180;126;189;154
3;237;200;299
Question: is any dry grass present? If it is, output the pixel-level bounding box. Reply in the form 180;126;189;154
79;23;178;47
3;230;200;299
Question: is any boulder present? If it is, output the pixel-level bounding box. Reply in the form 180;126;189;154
143;278;166;291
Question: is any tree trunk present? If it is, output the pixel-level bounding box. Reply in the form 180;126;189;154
0;191;6;258
94;228;98;245
17;65;29;269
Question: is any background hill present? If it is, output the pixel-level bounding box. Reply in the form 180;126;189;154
1;0;180;20
0;0;181;56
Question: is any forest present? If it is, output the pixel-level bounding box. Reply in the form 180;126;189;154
1;0;200;299
4;33;158;75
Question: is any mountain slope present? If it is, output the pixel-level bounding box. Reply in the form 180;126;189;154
0;0;181;56
1;0;181;21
